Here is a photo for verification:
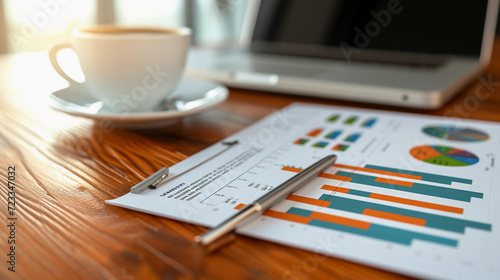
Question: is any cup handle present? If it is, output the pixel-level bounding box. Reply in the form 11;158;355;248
48;41;80;85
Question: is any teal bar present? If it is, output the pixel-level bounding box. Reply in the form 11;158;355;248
287;207;313;217
424;220;466;233
413;183;483;199
368;224;458;247
318;195;492;233
327;199;365;213
347;189;371;197
307;220;458;247
364;164;473;185
335;171;482;202
309;220;411;245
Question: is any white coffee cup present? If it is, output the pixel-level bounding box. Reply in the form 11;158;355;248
48;25;191;113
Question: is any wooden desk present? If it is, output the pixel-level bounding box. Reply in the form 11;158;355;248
1;41;499;280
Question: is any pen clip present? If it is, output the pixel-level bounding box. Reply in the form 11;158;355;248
149;173;169;189
130;167;170;194
130;140;239;194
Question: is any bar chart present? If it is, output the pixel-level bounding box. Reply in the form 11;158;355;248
264;207;459;247
293;113;376;151
275;162;491;248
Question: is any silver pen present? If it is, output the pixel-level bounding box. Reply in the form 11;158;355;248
195;154;337;246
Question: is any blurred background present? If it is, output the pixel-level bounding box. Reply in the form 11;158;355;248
0;0;498;54
0;0;249;54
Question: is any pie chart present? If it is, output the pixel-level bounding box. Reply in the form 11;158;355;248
422;126;489;142
410;145;479;166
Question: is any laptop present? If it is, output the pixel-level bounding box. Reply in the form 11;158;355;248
186;0;499;109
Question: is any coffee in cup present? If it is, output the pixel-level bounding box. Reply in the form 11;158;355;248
48;25;191;113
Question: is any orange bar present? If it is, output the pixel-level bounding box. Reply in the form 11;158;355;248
374;177;414;187
234;203;246;210
320;185;350;193
319;172;352;181
286;194;331;207
263;210;311;224
307;128;323;137
362;209;426;226
333;163;422;180
369;193;464;214
310;212;371;229
281;166;303;173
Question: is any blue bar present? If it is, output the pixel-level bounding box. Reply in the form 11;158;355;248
361;118;377;128
325;130;342;139
344;133;361;143
313;141;329;148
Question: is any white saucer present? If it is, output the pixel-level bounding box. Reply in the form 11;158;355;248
48;78;229;129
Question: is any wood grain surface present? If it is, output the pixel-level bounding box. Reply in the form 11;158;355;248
1;39;500;280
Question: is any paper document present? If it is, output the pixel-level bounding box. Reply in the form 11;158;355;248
107;103;500;279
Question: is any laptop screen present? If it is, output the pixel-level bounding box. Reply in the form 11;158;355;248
251;0;489;60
